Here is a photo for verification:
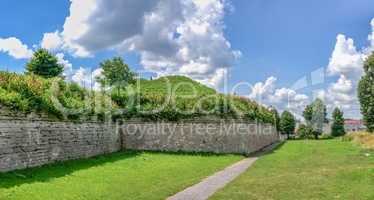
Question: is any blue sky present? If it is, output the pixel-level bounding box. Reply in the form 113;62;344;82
0;0;373;119
226;0;374;83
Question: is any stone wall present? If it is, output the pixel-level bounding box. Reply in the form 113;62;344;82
122;119;279;155
0;112;121;172
0;110;279;172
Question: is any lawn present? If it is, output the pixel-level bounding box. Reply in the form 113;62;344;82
211;139;374;200
0;151;243;200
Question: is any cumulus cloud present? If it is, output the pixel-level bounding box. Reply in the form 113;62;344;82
59;0;98;57
327;34;364;78
41;31;63;51
0;37;33;59
369;18;374;49
51;0;239;88
324;75;357;110
71;67;102;90
248;76;277;99
56;53;74;78
321;18;374;118
248;76;309;116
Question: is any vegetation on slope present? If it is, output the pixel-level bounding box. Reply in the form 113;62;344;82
137;75;216;95
0;71;111;120
0;71;275;123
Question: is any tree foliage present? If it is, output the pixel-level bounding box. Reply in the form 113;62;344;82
331;108;345;137
270;107;280;132
96;57;136;89
280;111;296;138
297;124;314;139
303;98;327;139
26;49;64;78
0;72;277;123
358;52;374;132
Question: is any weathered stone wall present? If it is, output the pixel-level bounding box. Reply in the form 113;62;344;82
0;109;279;172
122;119;279;155
0;112;121;172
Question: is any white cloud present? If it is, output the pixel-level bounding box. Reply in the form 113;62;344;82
0;37;33;59
326;75;356;107
323;74;361;118
60;0;98;57
71;67;102;90
41;31;63;51
60;0;160;57
248;76;277;99
54;0;239;88
120;0;240;88
369;18;374;49
56;53;73;78
330;75;353;94
327;34;364;78
249;76;309;116
321;18;374;118
200;68;228;88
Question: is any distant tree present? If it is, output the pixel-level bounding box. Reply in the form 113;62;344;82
96;57;136;90
331;108;346;137
297;124;314;139
303;104;313;122
280;111;296;139
270;107;280;132
303;98;327;139
358;52;374;132
26;49;64;78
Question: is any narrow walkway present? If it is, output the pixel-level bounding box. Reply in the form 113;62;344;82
167;142;281;200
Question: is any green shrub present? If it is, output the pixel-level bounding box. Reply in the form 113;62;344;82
297;124;314;139
26;49;64;78
0;72;276;124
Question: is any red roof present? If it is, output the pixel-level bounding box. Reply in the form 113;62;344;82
344;119;363;125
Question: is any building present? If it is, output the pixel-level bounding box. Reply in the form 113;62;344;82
344;119;366;132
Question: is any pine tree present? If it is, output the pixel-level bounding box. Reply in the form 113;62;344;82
331;108;345;137
26;49;64;78
280;111;296;139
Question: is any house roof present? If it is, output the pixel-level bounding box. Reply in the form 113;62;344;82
344;119;363;126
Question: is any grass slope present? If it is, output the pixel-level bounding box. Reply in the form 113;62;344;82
137;75;216;95
0;151;243;200
211;140;374;200
0;72;275;123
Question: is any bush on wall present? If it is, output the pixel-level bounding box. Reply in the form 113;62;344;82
0;71;277;124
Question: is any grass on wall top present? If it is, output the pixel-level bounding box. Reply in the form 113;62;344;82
0;71;275;123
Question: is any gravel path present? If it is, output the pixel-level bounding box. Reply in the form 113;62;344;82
167;142;281;200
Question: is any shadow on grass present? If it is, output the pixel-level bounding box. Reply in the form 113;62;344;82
0;151;141;189
249;141;286;157
0;150;240;189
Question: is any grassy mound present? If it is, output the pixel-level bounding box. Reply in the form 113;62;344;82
0;71;275;123
137;75;216;95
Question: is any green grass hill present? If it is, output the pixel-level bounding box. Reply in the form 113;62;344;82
137;76;216;96
0;71;275;123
